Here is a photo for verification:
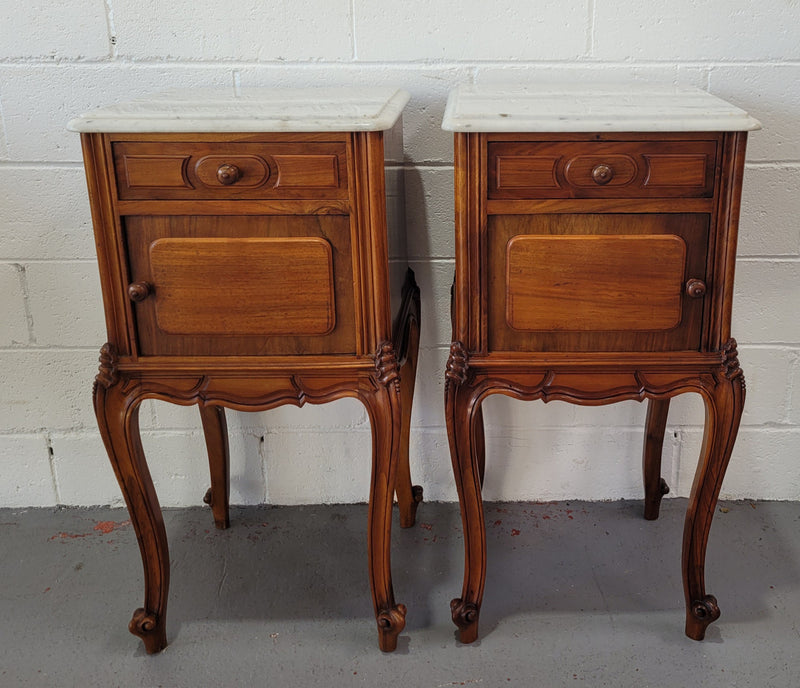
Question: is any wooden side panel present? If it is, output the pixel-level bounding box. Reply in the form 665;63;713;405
349;130;394;352
452;132;485;351
80;133;133;355
505;234;686;331
149;237;335;336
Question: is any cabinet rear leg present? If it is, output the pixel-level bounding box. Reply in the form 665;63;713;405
200;404;230;529
643;397;671;520
394;270;423;528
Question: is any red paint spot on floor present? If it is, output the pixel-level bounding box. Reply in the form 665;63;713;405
420;523;433;530
93;520;130;535
542;515;551;520
510;529;521;536
51;520;131;541
43;587;50;593
493;520;502;526
49;531;90;540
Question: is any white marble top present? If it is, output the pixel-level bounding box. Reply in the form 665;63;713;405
442;84;761;132
67;87;410;133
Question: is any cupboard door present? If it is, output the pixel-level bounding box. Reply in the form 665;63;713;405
487;213;709;352
124;214;356;356
148;237;335;336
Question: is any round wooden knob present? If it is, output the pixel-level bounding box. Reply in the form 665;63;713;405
216;163;241;185
591;164;614;185
127;281;152;302
685;278;707;298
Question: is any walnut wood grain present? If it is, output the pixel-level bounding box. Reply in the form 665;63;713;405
505;234;687;332
488;213;709;352
447;128;749;645
125;214;355;356
148;237;335;336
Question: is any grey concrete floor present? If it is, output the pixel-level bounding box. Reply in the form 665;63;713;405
1;500;798;687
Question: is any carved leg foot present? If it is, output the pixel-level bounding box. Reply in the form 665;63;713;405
643;397;671;520
451;598;480;644
129;607;167;654
683;340;745;640
686;595;721;640
93;345;170;654
377;604;407;652
364;343;406;652
200;404;230;530
395;270;423;528
445;342;486;644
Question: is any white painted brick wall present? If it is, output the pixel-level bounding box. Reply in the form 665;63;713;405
0;0;797;507
0;263;28;345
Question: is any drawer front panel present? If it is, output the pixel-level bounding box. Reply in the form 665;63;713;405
114;141;347;200
488;213;709;352
125;214;356;356
488;140;717;199
506;235;686;331
149;237;335;336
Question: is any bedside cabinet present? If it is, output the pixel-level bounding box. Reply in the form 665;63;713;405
442;84;760;642
69;88;421;653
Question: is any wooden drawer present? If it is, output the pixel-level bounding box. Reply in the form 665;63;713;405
487;213;710;352
488;139;717;199
125;214;357;356
113;141;348;200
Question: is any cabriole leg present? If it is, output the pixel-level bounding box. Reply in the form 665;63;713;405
445;343;486;644
93;352;169;654
200;404;230;530
683;343;745;640
643;397;671;520
363;343;407;652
